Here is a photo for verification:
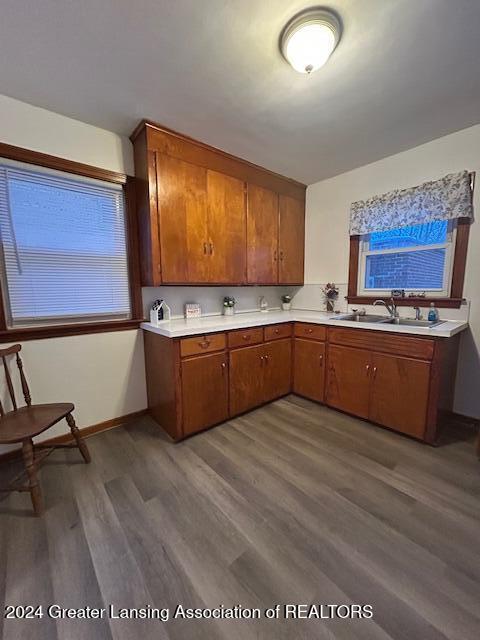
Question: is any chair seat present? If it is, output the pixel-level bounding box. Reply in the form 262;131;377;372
0;403;74;444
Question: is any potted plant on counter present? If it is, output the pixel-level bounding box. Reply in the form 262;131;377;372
281;294;292;311
223;296;236;316
321;283;339;312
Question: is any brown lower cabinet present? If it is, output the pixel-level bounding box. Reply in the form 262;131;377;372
229;338;291;415
326;345;432;439
369;352;431;439
181;352;229;436
326;344;371;419
144;322;459;443
293;338;326;402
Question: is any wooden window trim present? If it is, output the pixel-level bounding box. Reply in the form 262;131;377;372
0;143;144;341
347;218;471;309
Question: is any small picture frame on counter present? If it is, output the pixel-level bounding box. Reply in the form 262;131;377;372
185;303;202;319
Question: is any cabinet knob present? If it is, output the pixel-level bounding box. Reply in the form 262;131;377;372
199;339;210;349
372;366;378;379
307;328;313;334
242;334;251;341
273;250;278;262
279;251;284;261
275;328;280;334
203;242;208;255
209;242;214;255
264;355;269;363
221;362;227;371
366;364;370;375
319;355;323;365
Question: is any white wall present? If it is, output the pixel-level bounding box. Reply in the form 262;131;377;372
305;123;480;418
0;94;146;452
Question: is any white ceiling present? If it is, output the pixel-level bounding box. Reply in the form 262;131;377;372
1;0;480;184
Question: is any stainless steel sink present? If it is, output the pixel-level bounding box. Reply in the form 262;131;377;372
384;318;445;328
336;314;444;328
336;314;389;323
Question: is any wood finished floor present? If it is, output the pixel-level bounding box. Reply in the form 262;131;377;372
0;395;479;640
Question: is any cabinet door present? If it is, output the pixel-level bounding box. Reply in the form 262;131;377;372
278;195;305;284
207;170;246;283
293;338;325;402
157;154;209;283
326;345;371;419
229;344;265;416
369;353;430;439
182;352;229;436
246;184;279;284
263;338;292;403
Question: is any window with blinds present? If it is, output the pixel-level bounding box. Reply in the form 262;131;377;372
0;159;131;327
357;220;456;297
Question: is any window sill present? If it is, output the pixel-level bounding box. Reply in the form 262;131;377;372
0;318;144;343
346;296;464;309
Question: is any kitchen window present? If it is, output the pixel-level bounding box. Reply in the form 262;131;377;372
0;145;141;340
357;220;456;297
347;171;473;308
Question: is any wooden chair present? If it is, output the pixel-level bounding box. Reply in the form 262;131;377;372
0;344;90;515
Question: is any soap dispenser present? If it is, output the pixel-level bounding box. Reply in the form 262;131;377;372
427;302;439;322
259;296;268;313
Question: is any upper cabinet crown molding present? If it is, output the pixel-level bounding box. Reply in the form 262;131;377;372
131;120;306;287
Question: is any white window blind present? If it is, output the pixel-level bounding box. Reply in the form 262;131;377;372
0;160;131;327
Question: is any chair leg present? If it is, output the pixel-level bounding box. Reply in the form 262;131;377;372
22;438;43;516
66;413;91;464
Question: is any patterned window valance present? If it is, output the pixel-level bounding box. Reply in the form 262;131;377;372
349;170;474;236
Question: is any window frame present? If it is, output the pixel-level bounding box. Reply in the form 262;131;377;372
0;142;143;342
357;220;456;298
347;218;471;309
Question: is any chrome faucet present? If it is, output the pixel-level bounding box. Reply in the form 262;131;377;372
373;297;399;319
413;306;422;320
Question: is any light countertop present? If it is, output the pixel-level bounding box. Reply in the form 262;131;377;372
141;309;468;339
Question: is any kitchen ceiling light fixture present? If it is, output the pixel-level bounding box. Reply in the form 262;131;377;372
280;8;341;74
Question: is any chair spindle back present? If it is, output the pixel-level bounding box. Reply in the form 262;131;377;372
0;344;31;415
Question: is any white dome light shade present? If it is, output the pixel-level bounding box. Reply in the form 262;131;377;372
281;10;341;74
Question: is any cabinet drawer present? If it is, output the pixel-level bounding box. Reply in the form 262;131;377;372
264;323;292;341
228;327;264;349
294;323;326;341
328;327;435;360
180;333;226;357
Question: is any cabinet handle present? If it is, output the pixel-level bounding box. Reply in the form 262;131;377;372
307;328;313;334
198;339;211;349
203;242;208;255
242;334;251;341
274;328;280;334
264;355;269;364
260;355;265;364
221;362;227;373
209;242;214;255
366;364;370;376
273;250;278;262
319;354;323;365
279;251;284;261
372;366;378;379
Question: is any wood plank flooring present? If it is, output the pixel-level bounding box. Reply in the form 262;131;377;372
0;395;479;640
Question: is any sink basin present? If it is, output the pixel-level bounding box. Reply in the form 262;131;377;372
336;314;445;328
384;318;445;328
336;314;389;323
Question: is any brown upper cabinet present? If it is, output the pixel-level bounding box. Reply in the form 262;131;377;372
246;186;305;285
279;195;305;284
131;121;306;286
247;184;278;284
